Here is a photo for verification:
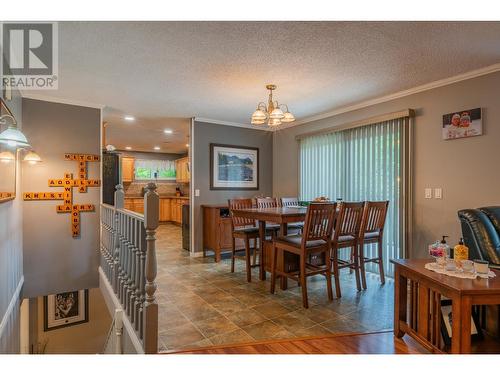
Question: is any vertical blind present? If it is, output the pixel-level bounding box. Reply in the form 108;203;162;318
300;118;404;277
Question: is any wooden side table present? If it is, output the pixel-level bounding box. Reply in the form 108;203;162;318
391;258;500;354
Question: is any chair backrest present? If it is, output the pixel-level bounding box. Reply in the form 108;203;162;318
302;202;337;243
360;201;389;237
334;201;365;240
280;197;299;207
228;198;255;228
256;197;278;208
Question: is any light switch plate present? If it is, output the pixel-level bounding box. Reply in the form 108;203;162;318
195;189;200;197
425;188;432;199
434;188;442;199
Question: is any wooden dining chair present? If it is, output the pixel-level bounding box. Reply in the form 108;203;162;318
358;200;389;289
271;202;337;308
279;197;304;233
228;198;260;282
256;197;281;234
330;201;365;298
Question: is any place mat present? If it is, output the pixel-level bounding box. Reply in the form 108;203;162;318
425;262;496;279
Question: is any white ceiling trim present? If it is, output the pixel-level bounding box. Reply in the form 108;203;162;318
194;117;272;131
285;62;500;128
21;93;106;110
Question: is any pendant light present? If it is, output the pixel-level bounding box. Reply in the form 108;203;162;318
0;114;30;148
251;84;295;127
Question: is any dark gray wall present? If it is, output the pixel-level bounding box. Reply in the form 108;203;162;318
22;99;101;297
192;121;273;253
0;84;23;353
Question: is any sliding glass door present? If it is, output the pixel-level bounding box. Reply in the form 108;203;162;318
300;117;407;277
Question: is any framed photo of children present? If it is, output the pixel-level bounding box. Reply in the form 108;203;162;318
44;290;89;331
210;144;259;190
442;108;482;140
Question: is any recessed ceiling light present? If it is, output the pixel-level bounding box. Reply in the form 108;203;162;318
154;146;161;150
125;146;132;150
124;116;135;121
186;143;190;147
163;129;173;134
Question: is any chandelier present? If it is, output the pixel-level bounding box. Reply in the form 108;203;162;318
251;84;295;127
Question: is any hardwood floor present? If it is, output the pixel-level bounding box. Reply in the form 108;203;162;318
164;331;429;354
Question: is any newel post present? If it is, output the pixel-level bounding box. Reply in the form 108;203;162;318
143;182;159;354
113;184;124;292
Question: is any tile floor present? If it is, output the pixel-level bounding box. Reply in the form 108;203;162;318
156;224;394;351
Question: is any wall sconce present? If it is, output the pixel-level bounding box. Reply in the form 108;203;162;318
23;150;42;165
0;150;15;163
0;114;31;148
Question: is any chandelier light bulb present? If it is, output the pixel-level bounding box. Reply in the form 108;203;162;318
268;118;282;127
269;107;285;120
281;111;296;123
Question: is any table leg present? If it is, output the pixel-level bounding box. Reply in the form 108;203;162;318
451;296;472;354
394;268;407;338
279;223;288;290
259;220;266;281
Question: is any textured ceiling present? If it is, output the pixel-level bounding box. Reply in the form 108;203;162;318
33;21;500;132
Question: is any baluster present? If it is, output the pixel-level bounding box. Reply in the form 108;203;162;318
143;182;159;354
114;185;124;293
130;217;138;325
120;212;127;304
134;218;142;332
127;215;135;318
138;223;146;339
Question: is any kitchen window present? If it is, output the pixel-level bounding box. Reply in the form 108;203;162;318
134;159;176;180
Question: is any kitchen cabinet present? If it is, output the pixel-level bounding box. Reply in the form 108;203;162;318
124;196;187;224
121;156;135;183
160;198;171;222
175;157;190;183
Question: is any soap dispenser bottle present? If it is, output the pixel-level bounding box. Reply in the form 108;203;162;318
454;238;469;261
439;236;450;259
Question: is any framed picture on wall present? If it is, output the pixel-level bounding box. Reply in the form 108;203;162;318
210;143;259;190
44;289;89;331
442;107;482;140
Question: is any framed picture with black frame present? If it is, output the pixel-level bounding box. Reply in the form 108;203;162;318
440;299;483;346
209;143;259;190
44;289;89;331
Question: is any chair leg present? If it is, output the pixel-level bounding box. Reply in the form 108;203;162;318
325;250;333;301
231;236;236;273
359;243;367;290
349;248;354;274
377;238;385;285
252;237;258;266
352;245;362;292
300;254;308;308
332;247;341;299
245;236;251;283
270;244;278;294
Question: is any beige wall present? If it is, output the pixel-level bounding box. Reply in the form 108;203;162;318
273;71;500;259
31;288;111;354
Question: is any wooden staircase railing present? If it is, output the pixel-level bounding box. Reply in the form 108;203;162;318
100;182;159;353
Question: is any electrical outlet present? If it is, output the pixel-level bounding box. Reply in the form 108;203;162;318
434;188;442;199
195;189;200;197
425;188;432;199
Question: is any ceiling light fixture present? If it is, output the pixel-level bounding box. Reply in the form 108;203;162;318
125;146;132;150
164;129;173;134
0;114;31;148
251;84;295;127
154;146;160;150
186;143;189;147
124;116;135;122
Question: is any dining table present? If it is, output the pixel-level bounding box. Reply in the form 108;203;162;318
231;206;308;288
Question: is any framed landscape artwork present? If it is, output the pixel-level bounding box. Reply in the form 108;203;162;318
44;289;89;331
442;107;482;140
210;144;259;190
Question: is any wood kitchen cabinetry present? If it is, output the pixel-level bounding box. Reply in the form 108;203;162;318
121;156;135;183
126;196;187;224
175;157;190;183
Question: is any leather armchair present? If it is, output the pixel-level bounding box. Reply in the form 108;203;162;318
458;206;500;269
